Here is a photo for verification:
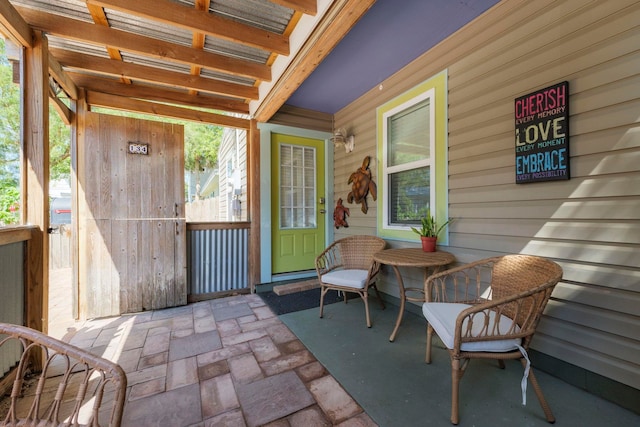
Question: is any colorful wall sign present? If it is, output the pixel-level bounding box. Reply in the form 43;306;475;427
515;81;569;183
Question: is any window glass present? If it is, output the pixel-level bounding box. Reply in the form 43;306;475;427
389;166;430;224
389;100;430;166
386;98;431;226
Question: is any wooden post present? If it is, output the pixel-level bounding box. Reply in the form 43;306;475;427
75;89;87;320
23;31;49;335
248;119;261;291
70;92;80;320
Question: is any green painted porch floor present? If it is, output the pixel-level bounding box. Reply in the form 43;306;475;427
277;294;639;427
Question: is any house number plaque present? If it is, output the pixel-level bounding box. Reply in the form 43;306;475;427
128;142;149;155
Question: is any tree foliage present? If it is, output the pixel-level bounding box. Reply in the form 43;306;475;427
0;38;21;225
184;123;222;172
49;108;71;180
0;38;72;225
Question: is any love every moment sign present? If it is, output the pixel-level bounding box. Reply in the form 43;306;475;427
514;81;570;184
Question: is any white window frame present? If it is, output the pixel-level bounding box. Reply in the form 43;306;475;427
381;88;436;232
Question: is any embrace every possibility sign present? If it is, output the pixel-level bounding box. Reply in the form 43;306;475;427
515;81;569;183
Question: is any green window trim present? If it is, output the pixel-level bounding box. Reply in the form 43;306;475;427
376;70;449;244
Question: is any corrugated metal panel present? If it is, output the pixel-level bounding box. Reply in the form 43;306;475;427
333;0;640;393
172;0;292;29
119;52;192;74
198;67;256;87
104;9;193;46
187;227;249;294
11;0;93;22
0;242;25;376
47;36;112;58
211;0;293;34
202;37;269;65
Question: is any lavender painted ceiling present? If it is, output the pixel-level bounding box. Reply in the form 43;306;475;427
287;0;501;114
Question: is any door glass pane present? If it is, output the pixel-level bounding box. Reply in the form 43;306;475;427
280;208;291;228
292;190;301;206
304;188;315;207
292;165;303;187
280;144;316;229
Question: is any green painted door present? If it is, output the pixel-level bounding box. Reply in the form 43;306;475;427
271;133;326;274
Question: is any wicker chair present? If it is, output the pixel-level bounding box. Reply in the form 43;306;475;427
0;323;127;427
422;255;562;425
315;235;387;327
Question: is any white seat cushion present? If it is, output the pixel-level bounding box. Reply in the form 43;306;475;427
422;302;521;352
321;269;369;289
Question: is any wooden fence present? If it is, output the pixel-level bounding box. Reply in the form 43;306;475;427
185;198;220;222
49;225;72;269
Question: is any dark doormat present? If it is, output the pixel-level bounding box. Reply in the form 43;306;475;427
258;288;348;315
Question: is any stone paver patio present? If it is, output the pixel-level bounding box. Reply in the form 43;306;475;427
48;284;376;426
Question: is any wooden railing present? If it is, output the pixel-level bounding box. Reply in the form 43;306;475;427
0;226;37;380
0;227;35;326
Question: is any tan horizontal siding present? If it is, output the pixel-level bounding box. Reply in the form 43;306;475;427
533;331;639;387
453;218;640;245
333;0;640;389
545;299;639;342
551;282;639;317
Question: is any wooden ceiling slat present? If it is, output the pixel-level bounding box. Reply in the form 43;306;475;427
189;0;211;96
51;48;258;100
86;3;132;84
87;0;290;55
16;6;271;82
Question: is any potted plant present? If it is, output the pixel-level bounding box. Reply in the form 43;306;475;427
411;208;453;252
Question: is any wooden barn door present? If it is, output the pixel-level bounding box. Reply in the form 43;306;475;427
78;113;186;317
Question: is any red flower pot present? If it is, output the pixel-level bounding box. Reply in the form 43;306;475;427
420;236;437;252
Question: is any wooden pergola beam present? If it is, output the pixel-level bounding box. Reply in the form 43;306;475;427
0;0;33;47
16;6;271;82
49;86;72;125
48;54;79;100
86;0;290;55
51;48;258;100
86;91;250;129
68;72;249;114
